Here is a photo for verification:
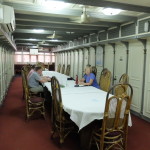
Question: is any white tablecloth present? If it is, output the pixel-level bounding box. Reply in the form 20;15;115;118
42;71;132;130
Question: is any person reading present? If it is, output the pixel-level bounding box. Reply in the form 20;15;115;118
28;66;51;93
79;65;100;89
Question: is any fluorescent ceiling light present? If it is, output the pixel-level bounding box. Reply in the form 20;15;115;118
43;0;69;10
33;29;44;33
102;8;122;15
29;38;37;41
66;31;75;34
49;39;58;42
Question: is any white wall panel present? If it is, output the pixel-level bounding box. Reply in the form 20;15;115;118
70;51;74;78
83;48;89;69
74;50;79;78
114;43;127;84
128;40;144;113
104;44;114;73
64;52;68;71
104;44;114;86
89;47;95;66
143;39;150;118
78;49;83;79
67;52;71;65
0;46;14;105
96;46;103;83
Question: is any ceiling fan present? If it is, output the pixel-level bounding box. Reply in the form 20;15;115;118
46;31;62;39
38;40;46;45
70;6;99;24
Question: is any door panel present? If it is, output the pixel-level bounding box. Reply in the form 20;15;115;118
89;47;95;66
104;44;114;86
78;49;83;79
74;51;79;78
114;43;127;84
143;40;150;118
96;46;103;83
70;51;74;78
83;48;89;69
128;41;144;113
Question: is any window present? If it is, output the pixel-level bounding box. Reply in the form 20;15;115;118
45;55;51;63
38;54;44;62
30;55;37;63
15;55;22;62
52;55;55;62
23;55;30;62
14;51;55;64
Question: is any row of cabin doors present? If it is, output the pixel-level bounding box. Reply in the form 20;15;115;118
56;40;150;119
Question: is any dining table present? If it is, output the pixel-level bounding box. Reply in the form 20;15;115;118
42;71;132;131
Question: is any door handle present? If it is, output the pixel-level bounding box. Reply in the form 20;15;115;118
113;76;117;80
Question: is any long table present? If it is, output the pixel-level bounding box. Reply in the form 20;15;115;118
43;71;132;130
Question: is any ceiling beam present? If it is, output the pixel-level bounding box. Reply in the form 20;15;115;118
16;20;107;31
14;29;90;36
4;2;138;22
15;38;69;42
15;25;98;33
16;43;54;46
15;13;120;27
13;33;81;40
55;0;150;13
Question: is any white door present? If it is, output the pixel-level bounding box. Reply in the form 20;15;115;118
114;43;127;84
89;47;95;66
128;40;144;113
78;49;83;79
83;48;89;69
70;51;74;78
74;50;79;78
96;46;104;83
104;44;114;86
64;52;68;67
0;46;2;103
143;39;150;118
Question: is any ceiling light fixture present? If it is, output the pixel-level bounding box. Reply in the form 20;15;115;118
102;8;122;15
33;29;44;33
49;39;58;42
29;38;37;41
66;31;75;34
44;0;69;10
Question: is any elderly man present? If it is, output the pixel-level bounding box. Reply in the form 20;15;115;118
28;66;50;93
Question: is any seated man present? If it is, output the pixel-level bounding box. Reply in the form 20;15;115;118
28;66;50;93
79;65;100;89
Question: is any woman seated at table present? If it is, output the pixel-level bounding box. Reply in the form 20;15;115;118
79;65;100;89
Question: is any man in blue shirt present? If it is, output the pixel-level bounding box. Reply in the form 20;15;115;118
79;65;100;89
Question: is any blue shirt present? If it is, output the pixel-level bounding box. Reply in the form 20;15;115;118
84;73;100;89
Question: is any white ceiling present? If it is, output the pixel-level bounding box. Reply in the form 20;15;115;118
3;0;143;17
105;0;150;7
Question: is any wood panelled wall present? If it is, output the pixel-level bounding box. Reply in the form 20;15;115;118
0;45;14;104
55;39;150;120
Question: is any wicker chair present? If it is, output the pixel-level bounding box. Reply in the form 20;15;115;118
22;70;45;120
61;64;65;74
91;66;97;77
57;64;61;73
65;65;71;76
51;77;75;144
119;74;129;93
99;68;111;92
119;74;129;84
89;83;133;150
